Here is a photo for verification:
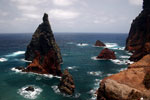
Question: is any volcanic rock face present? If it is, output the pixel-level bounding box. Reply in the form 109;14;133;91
95;40;105;47
125;0;150;62
58;69;75;95
24;13;62;76
97;54;150;100
97;48;116;59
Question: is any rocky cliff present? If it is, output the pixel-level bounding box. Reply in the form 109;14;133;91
125;0;150;62
58;69;75;95
97;0;150;99
24;13;62;76
97;54;150;100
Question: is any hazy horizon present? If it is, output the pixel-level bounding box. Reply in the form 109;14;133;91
0;0;143;33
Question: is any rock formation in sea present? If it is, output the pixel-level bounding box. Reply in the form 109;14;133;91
95;40;105;47
58;69;75;95
125;0;150;62
97;48;116;59
23;13;62;76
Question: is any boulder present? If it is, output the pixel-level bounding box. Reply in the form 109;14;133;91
97;48;116;59
58;69;75;95
95;40;105;47
25;86;34;92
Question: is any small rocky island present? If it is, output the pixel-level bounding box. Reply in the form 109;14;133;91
95;40;105;47
16;13;62;76
97;0;150;100
97;48;116;60
58;69;75;95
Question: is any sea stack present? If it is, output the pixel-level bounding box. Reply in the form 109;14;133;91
97;0;150;100
125;0;150;62
58;69;75;95
97;48;116;60
24;13;62;76
95;40;105;47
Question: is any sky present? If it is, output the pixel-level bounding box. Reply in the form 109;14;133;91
0;0;143;33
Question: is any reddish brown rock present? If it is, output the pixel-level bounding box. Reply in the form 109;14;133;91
95;40;105;47
97;48;116;60
25;50;62;76
58;69;75;95
97;54;150;100
24;13;62;76
128;54;150;68
125;0;150;62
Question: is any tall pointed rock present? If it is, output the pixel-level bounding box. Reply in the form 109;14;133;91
25;13;62;76
125;0;150;61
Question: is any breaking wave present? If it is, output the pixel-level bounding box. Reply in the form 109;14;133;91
77;43;88;47
5;51;25;57
87;71;103;76
17;85;42;99
51;85;80;98
0;58;8;62
11;67;61;79
111;59;134;65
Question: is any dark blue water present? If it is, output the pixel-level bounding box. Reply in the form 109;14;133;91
0;33;131;100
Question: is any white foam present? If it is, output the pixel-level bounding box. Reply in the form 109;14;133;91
6;51;25;57
11;67;61;79
51;85;80;98
11;67;23;73
105;43;118;48
91;56;104;61
0;58;8;62
113;47;125;50
18;85;42;99
126;52;133;56
87;71;102;76
107;73;113;76
51;85;60;94
111;59;134;65
77;43;88;47
120;56;130;59
20;59;32;63
67;66;78;70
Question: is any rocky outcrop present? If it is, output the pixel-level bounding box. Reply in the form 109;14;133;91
58;69;75;95
128;54;150;68
24;13;62;76
97;48;116;59
97;54;150;100
125;0;150;62
95;40;105;47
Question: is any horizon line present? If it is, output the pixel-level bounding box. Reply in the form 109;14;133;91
0;32;128;34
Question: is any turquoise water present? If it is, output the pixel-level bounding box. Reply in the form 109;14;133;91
0;33;131;100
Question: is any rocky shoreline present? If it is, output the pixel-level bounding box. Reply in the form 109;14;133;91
97;0;150;100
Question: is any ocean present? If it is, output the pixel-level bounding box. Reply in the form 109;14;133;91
0;33;132;100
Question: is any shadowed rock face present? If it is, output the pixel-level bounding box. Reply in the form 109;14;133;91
95;40;105;47
125;0;150;62
24;13;62;76
97;48;116;60
58;69;75;95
